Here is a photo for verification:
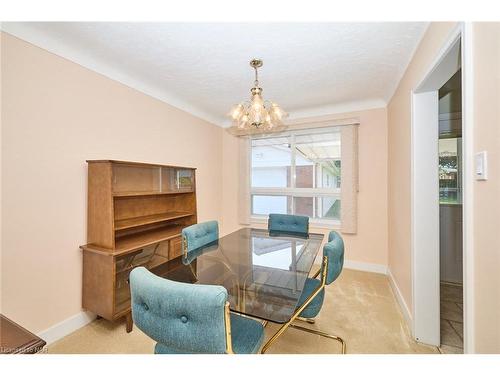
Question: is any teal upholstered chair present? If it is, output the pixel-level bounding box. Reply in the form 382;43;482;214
182;221;219;256
261;230;346;354
130;267;264;354
268;214;309;236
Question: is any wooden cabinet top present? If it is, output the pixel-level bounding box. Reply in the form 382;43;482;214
86;159;196;170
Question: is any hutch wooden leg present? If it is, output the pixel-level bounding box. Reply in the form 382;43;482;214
126;312;133;333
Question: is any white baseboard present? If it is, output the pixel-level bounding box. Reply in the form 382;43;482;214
387;268;413;332
37;311;96;345
343;260;388;275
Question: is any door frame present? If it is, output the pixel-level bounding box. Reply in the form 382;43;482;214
410;22;474;352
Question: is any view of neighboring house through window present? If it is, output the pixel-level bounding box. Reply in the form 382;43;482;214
439;137;462;204
251;128;341;222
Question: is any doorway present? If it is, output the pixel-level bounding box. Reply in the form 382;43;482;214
411;25;471;352
438;70;464;353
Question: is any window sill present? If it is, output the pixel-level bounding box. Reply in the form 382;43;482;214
250;216;341;230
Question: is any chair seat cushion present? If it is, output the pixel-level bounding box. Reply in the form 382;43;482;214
154;313;264;354
297;278;325;319
155;343;187;354
230;313;265;354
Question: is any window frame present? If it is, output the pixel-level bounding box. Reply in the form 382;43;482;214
249;126;342;227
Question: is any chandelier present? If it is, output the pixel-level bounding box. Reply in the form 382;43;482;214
227;59;288;135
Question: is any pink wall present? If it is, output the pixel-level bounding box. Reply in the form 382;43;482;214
222;108;389;268
471;22;500;353
388;22;500;352
387;22;458;315
1;32;224;333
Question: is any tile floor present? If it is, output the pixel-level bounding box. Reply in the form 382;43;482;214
439;282;464;354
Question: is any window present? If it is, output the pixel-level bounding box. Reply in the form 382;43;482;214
250;128;341;223
439;137;462;204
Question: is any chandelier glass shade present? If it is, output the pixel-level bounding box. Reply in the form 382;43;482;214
227;59;288;136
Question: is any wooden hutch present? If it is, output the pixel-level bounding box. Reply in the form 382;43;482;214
80;160;197;331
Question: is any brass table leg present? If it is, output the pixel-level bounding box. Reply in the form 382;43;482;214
289;323;346;354
261;319;293;353
260;257;346;354
261;257;329;354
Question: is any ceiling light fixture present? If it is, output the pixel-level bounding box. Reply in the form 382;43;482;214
227;59;288;136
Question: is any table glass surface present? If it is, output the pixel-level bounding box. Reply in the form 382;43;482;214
155;228;324;324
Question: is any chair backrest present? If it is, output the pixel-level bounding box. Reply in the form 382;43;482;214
130;267;228;353
182;220;219;254
268;214;309;236
322;231;345;285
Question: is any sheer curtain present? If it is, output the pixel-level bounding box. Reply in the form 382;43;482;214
340;124;359;233
238;136;251;225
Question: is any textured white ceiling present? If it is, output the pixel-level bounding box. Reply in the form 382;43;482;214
2;22;428;126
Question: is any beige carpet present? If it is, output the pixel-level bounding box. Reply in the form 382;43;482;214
47;269;439;354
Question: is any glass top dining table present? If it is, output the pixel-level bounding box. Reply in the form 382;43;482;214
153;228;324;324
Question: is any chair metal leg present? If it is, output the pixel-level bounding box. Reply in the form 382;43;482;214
261;257;345;354
261;318;293;353
289;323;346;354
311;268;321;279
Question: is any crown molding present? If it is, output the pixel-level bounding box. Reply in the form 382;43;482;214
287;98;387;121
0;23;224;127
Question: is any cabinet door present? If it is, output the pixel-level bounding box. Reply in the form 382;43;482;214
169;236;183;259
114;243;170;317
112;164;161;194
176;169;194;191
162;168;194;192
